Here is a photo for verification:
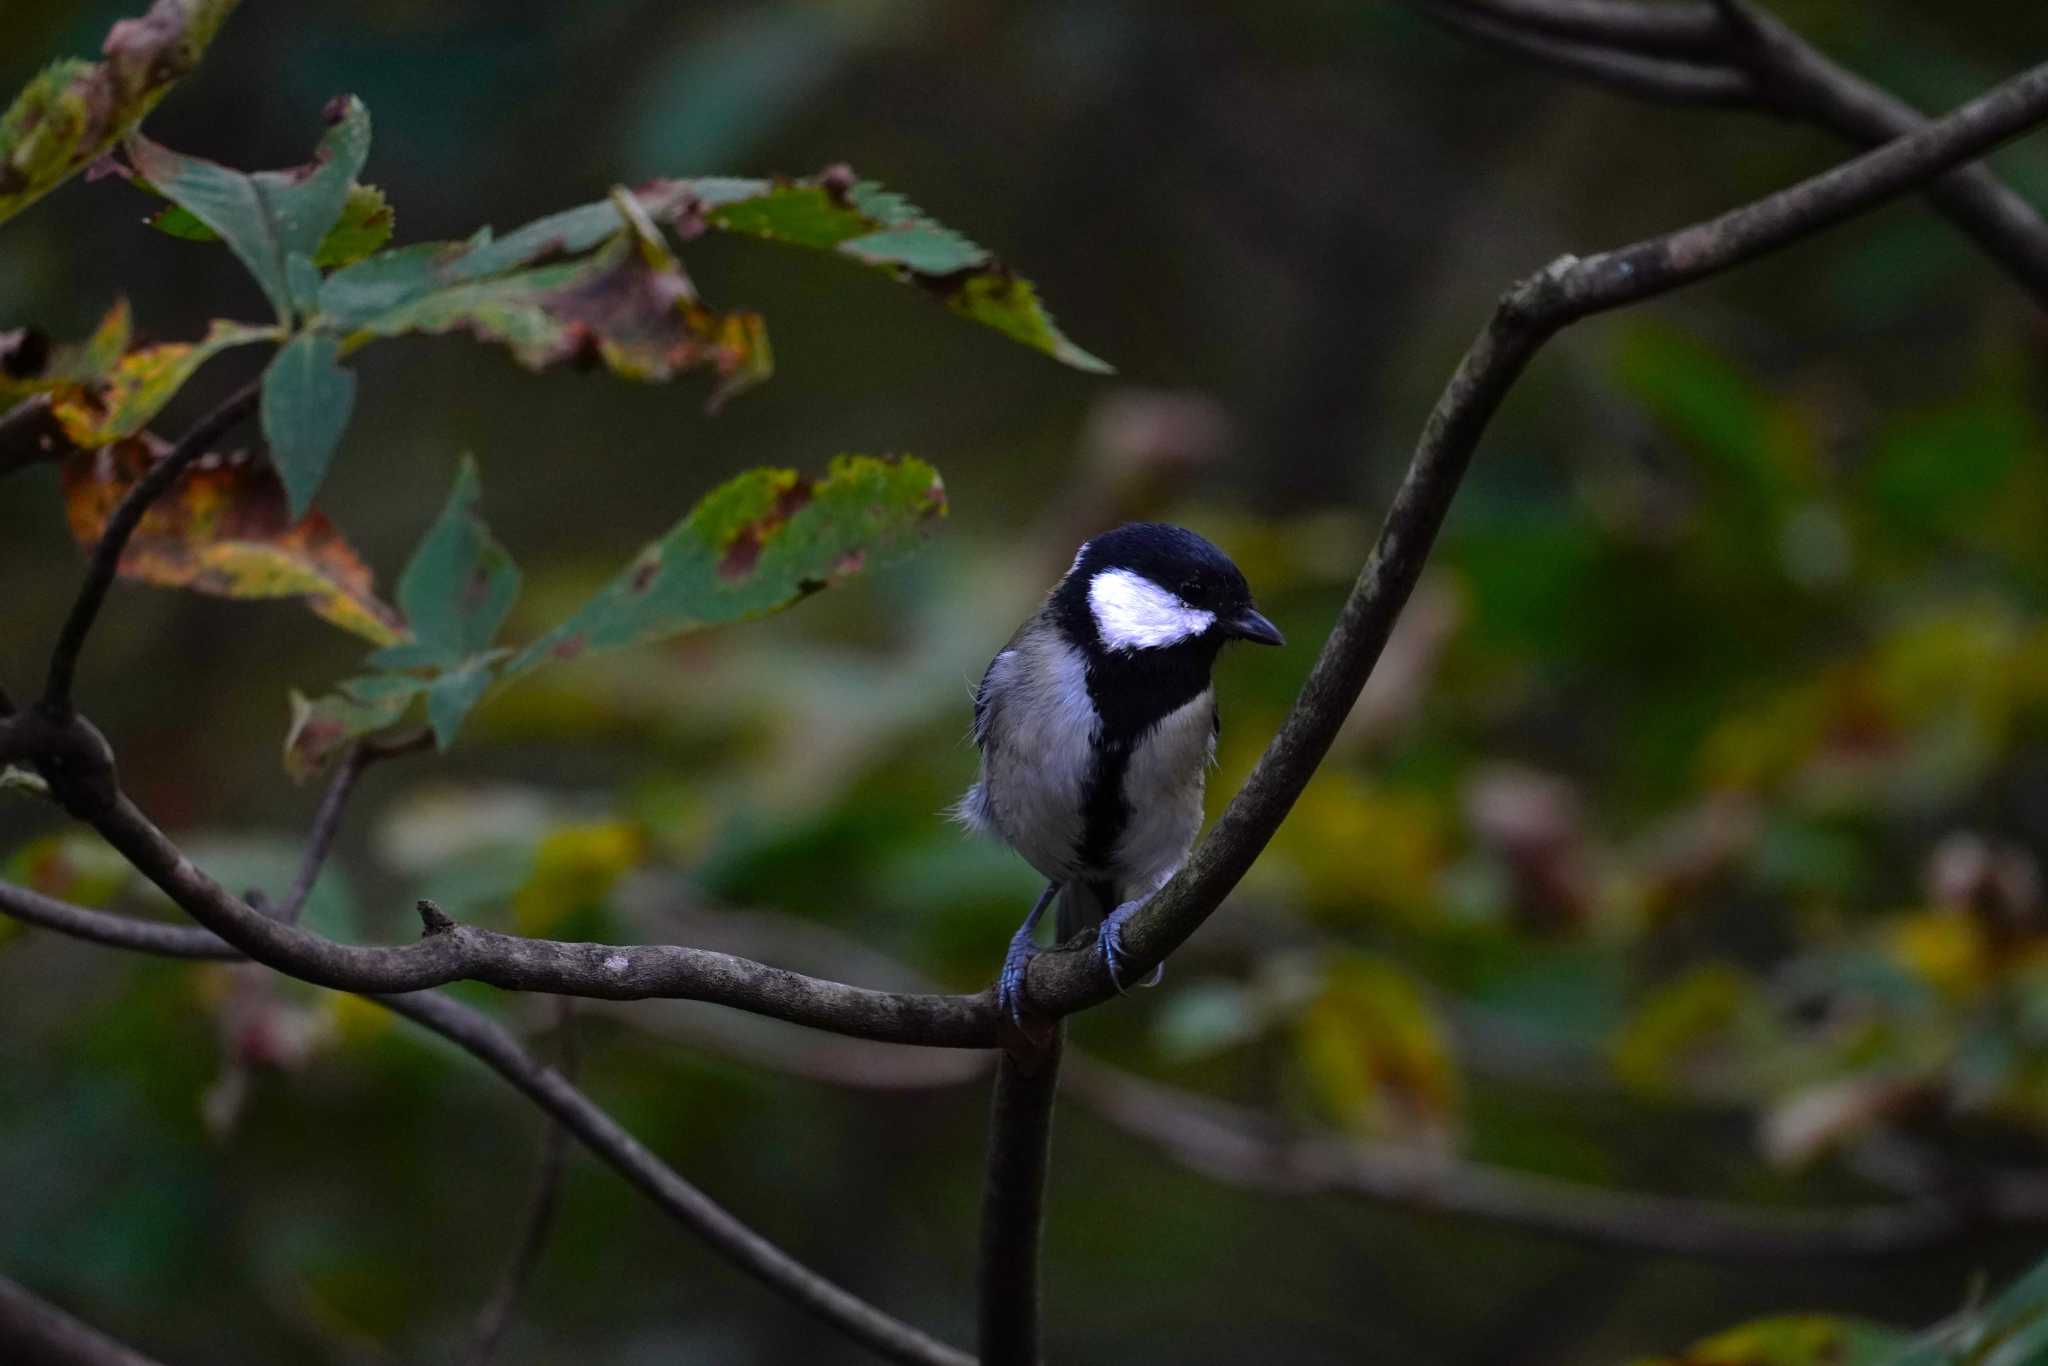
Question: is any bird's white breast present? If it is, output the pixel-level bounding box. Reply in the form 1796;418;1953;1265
1114;686;1215;892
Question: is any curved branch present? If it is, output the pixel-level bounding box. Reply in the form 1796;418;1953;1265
1419;4;1757;106
1063;1058;2048;1261
42;380;261;717
1015;52;2048;1017
0;887;974;1366
1430;0;1723;54
977;1038;1062;1366
0;1274;165;1366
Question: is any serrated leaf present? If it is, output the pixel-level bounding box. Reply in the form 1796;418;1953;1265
283;681;421;783
1629;1315;1904;1366
127;96;371;324
1293;954;1461;1142
60;434;401;646
373;456;519;670
261;330;356;516
645;171;1112;373
49;319;276;447
508;453;947;674
0;0;240;227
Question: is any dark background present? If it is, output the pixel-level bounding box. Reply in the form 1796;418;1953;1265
6;2;2048;1362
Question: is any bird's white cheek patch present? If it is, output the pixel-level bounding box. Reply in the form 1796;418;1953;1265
1088;568;1215;650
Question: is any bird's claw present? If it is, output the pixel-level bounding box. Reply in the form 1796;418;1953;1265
1098;900;1164;995
997;929;1039;1030
996;916;1057;1063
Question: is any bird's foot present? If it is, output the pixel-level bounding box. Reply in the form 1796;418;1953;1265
1098;898;1165;994
996;883;1060;1064
997;921;1041;1031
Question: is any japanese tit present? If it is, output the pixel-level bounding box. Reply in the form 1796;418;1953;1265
955;523;1284;1022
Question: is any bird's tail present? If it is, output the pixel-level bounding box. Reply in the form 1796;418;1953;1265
1056;878;1118;943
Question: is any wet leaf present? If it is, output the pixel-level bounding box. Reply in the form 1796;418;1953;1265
60;435;401;647
508;453;946;674
1293;954;1461;1142
150;180;394;269
126;95;371;324
260;329;356;517
49;319;276;447
0;0;239;227
1629;1314;1903;1366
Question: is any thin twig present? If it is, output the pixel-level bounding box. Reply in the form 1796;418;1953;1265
466;1001;577;1366
0;885;972;1366
0;1274;166;1366
1062;1057;2048;1261
274;730;432;925
977;1033;1063;1366
1420;3;1758;106
1433;0;1722;54
41;380;261;717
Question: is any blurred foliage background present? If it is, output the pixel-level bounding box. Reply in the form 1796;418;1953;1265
7;1;2048;1362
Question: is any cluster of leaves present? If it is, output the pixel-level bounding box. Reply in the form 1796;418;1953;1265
1;0;1108;780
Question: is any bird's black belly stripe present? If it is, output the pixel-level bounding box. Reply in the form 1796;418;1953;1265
1076;737;1133;874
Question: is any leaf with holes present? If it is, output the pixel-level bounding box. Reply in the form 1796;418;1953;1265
261;330;357;517
60;435;402;646
508;453;946;675
0;0;239;227
127;95;371;324
49;319;277;448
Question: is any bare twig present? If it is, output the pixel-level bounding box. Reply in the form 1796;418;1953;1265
977;1035;1062;1366
274;731;432;925
1420;0;2048;303
0;886;973;1366
466;1001;577;1366
1062;1058;2048;1261
0;1274;165;1366
41;381;261;717
1420;4;1758;106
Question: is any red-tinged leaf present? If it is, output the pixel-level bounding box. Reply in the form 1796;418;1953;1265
60;435;402;646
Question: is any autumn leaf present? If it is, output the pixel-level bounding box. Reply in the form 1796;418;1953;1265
1629;1315;1904;1366
49;318;277;448
60;435;402;647
0;300;133;408
1293;954;1462;1143
0;0;240;227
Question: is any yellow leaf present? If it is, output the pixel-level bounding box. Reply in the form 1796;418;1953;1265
1294;954;1461;1142
511;821;646;935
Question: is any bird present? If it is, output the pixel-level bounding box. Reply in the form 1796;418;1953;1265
955;522;1284;1024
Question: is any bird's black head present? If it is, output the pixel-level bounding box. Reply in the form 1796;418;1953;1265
1050;522;1284;662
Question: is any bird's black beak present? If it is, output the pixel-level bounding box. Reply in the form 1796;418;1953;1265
1227;608;1285;647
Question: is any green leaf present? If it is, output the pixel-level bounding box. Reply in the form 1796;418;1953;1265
321;189;768;402
423;655;501;751
261;331;357;518
373;457;520;671
1291;954;1462;1141
0;0;240;227
150;180;395;268
49;319;277;447
282;679;421;784
656;172;1112;372
1629;1315;1903;1366
507;453;947;674
126;96;372;324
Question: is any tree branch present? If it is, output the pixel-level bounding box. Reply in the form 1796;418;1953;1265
1421;0;2048;304
0;1274;166;1366
977;1035;1062;1366
0;886;974;1366
41;381;261;717
273;731;431;925
1015;51;2048;1016
1062;1058;2048;1261
1419;3;1758;107
465;1001;576;1366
